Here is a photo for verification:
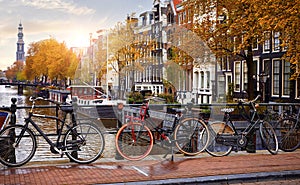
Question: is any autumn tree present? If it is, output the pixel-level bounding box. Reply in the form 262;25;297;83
166;25;214;95
108;17;149;98
259;0;300;79
5;61;25;81
24;38;79;86
187;0;299;100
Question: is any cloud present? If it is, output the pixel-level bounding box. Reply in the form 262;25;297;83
21;0;96;15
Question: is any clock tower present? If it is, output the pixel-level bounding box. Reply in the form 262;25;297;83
16;22;25;62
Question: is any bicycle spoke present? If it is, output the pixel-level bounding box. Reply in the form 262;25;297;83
115;122;153;161
0;125;36;167
64;123;105;164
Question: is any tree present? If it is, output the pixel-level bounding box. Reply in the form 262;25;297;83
108;17;148;98
5;61;25;81
187;0;300;99
259;0;300;79
24;38;79;86
166;25;213;95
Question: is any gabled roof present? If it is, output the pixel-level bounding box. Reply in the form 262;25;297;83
172;0;182;11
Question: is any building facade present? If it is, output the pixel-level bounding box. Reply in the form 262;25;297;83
87;0;299;103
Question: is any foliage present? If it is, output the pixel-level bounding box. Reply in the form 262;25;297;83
187;0;300;99
24;38;79;84
166;25;214;93
5;61;24;81
127;91;144;104
108;17;154;97
157;93;177;104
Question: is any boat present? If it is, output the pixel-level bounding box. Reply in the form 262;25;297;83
74;94;126;106
69;85;126;106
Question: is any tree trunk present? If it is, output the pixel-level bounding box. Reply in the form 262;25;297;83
246;45;255;100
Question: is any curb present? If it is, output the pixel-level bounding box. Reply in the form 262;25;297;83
102;170;300;185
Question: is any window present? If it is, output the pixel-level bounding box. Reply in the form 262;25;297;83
272;60;280;96
221;56;227;71
297;77;300;99
194;71;199;89
234;61;241;91
178;13;182;25
200;71;204;89
263;32;271;53
252;37;258;50
206;71;210;89
262;59;270;73
273;32;280;52
283;61;290;96
243;61;248;91
188;9;192;22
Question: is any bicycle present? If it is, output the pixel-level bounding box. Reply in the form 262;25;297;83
206;95;278;157
273;106;300;152
115;99;210;161
0;96;105;167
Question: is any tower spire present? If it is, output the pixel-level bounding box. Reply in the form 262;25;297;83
16;22;25;62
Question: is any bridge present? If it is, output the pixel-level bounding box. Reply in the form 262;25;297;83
0;81;41;94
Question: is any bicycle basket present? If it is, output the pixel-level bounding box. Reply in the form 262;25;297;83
162;113;176;131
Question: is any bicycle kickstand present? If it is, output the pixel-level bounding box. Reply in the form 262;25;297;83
162;144;175;161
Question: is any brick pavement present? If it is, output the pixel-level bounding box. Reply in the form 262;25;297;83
0;150;300;185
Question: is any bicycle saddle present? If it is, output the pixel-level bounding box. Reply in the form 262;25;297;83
60;105;73;113
220;108;235;113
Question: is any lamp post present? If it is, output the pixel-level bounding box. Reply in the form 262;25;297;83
259;71;269;102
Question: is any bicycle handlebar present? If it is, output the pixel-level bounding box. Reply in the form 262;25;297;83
29;96;44;102
29;96;60;105
238;95;261;104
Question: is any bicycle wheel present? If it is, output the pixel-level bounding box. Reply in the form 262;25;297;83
259;121;278;155
0;125;36;167
174;118;209;155
205;122;234;157
115;122;153;161
64;123;105;164
277;118;300;152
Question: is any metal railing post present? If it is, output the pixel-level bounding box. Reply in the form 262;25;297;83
115;103;124;160
8;98;17;163
70;97;78;161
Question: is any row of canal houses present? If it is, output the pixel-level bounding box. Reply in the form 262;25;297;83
74;0;300;104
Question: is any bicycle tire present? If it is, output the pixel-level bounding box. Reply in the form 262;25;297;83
174;117;209;155
0;125;37;167
277;118;300;152
259;121;278;155
205;122;234;157
115;122;153;161
64;122;105;164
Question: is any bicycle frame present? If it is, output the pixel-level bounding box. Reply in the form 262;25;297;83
16;97;78;154
22;111;74;152
126;101;176;143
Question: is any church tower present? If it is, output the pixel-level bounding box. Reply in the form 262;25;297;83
16;22;25;62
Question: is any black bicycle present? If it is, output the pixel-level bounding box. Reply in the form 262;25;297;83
206;95;278;157
274;106;300;152
0;96;105;167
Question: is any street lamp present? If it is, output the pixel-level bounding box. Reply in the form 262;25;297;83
259;71;269;102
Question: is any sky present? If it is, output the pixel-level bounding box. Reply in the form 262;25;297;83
0;0;154;70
